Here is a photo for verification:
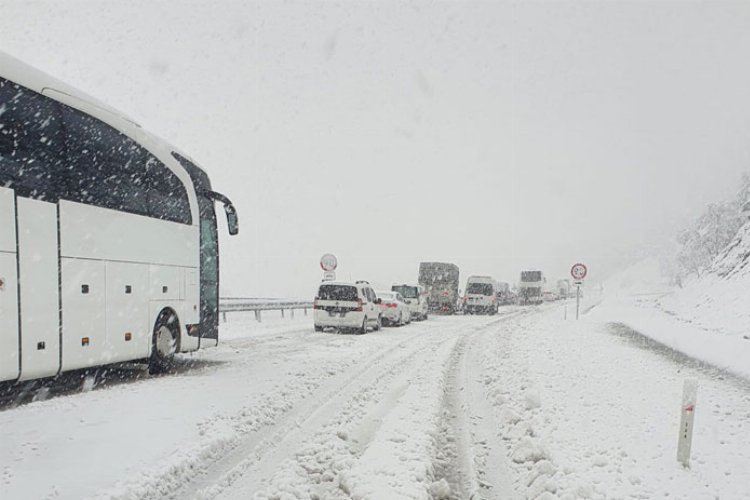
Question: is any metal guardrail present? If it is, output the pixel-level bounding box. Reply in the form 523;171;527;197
219;297;313;322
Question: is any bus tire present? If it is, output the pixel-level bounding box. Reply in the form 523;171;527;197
149;309;179;374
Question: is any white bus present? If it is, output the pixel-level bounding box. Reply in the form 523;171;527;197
519;270;545;305
0;52;238;382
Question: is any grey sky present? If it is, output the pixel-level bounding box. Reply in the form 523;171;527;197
2;1;749;297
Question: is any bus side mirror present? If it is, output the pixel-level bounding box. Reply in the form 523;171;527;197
203;190;239;236
225;204;239;235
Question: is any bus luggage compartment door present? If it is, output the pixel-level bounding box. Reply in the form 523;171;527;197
0;188;20;382
17;197;61;381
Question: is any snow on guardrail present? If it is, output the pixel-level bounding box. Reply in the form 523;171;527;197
219;297;313;322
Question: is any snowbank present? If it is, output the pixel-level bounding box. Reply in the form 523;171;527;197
657;223;750;337
595;254;750;380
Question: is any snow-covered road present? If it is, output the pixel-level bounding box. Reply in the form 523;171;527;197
2;305;749;499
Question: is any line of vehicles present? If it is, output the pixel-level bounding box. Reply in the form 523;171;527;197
0;52;580;384
313;281;429;334
312;262;578;333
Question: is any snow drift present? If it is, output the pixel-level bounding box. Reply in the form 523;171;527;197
661;221;750;337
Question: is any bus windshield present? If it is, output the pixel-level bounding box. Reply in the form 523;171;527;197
521;271;542;282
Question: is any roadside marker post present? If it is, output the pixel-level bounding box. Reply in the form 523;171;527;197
677;379;699;468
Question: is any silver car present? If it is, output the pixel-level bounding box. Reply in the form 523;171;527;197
376;291;412;327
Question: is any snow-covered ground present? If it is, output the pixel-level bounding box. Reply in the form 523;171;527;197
2;301;750;499
593;258;750;380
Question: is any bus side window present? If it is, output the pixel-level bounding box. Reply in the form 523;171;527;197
62;106;150;217
0;78;67;201
146;156;191;224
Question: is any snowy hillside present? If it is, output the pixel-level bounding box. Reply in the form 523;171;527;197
660;221;750;337
600;219;750;341
593;243;750;381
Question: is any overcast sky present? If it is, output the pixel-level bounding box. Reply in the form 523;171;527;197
2;0;750;297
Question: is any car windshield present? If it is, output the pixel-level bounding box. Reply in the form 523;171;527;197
467;283;493;295
392;285;418;298
318;285;358;301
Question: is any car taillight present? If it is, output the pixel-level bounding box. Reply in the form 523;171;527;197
356;298;363;312
385;303;397;308
313;298;320;310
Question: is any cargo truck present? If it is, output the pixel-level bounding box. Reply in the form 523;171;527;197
418;262;460;314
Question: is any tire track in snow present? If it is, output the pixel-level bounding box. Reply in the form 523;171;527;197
337;311;532;500
210;318;480;500
100;323;420;500
434;310;530;500
216;314;523;500
162;319;465;500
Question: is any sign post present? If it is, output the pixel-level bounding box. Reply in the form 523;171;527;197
570;263;587;320
320;253;338;282
677;379;698;468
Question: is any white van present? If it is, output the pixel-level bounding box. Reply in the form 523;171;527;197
463;276;498;315
313;281;382;334
391;284;429;321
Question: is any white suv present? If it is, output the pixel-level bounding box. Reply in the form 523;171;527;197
313;281;382;334
391;284;429;321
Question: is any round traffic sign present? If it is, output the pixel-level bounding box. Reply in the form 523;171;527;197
320;253;338;272
571;263;587;281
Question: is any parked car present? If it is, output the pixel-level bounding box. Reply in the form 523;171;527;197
543;290;558;302
391;284;429;321
464;276;499;315
376;291;412;326
313;281;382;334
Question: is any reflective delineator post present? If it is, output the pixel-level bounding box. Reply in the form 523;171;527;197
677;379;698;467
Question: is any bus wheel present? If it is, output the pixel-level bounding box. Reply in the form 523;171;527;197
149;310;179;374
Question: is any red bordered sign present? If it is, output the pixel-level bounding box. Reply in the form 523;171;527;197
570;263;587;281
320;254;338;272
